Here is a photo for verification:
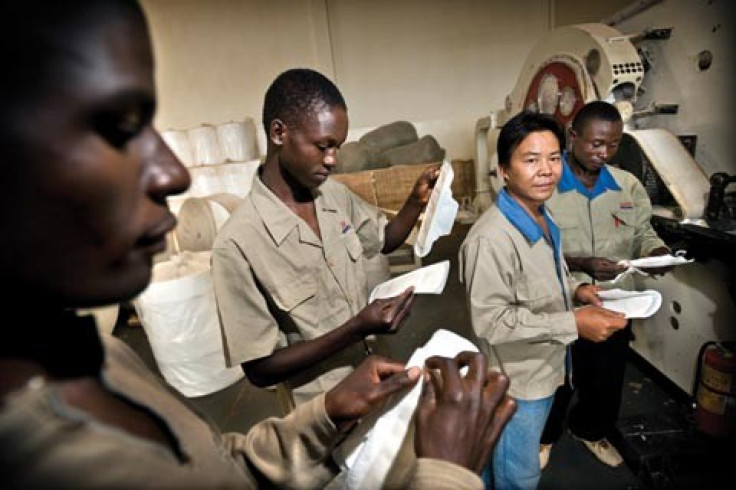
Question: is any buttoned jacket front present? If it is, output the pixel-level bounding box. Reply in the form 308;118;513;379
459;190;580;400
212;174;387;401
546;160;667;290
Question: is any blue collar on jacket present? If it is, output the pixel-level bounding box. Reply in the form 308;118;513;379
557;152;621;199
497;187;560;248
497;187;568;310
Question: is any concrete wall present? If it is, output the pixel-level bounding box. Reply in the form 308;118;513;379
141;0;333;133
142;0;628;149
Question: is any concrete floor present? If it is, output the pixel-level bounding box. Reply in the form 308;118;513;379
115;222;731;489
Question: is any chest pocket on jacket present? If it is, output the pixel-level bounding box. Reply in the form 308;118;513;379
550;208;588;254
267;273;319;335
270;274;317;311
549;206;578;230
600;207;635;254
343;229;364;263
516;272;559;312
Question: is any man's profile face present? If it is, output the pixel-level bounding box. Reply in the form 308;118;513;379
570;118;623;173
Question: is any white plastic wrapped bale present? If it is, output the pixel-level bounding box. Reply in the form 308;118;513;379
167;159;261;214
210;160;261;196
188;124;224;166
216;118;259;162
179;166;223;199
133;251;244;397
161;129;195;167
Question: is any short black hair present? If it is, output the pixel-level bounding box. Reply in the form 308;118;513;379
497;111;565;167
570;100;622;134
261;68;347;134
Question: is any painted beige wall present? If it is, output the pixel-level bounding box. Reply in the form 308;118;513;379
324;0;550;126
142;1;629;136
553;0;633;27
142;0;333;132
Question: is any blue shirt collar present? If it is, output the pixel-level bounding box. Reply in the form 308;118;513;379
557;152;621;199
497;188;560;247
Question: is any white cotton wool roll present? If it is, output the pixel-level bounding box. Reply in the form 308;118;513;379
188;125;224;166
161;129;195;167
216;118;259;162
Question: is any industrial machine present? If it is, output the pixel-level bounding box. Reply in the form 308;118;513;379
474;20;736;401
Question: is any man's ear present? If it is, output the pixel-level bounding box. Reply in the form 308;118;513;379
270;119;286;146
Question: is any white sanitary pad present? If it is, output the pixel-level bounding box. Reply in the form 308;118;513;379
414;160;458;258
598;288;663;319
368;260;450;303
610;250;693;284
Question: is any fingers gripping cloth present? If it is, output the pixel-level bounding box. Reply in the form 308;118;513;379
332;329;478;490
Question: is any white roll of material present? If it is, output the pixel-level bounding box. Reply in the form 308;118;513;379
173;194;241;252
161;129;195;167
133;251;244;397
185;166;220;196
216;118;259;162
188;125;224;166
214;160;261;195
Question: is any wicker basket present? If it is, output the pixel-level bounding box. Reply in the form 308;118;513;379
332;159;475;213
331;171;377;205
373;163;435;211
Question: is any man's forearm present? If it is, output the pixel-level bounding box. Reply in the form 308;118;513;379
564;255;588;273
242;318;367;387
382;198;423;253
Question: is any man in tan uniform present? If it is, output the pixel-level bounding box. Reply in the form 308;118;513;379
213;69;439;404
540;101;671;469
460;111;626;490
0;2;516;487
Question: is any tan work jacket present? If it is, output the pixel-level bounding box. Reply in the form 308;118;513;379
212;175;387;402
459;193;580;400
547;162;667;291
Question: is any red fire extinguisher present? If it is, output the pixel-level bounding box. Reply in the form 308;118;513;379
694;342;736;438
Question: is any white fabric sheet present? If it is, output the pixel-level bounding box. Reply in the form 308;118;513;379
332;329;478;490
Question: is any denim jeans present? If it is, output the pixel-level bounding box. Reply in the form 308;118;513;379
482;395;554;490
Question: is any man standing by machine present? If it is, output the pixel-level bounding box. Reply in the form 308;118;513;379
212;68;439;407
540;101;672;469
